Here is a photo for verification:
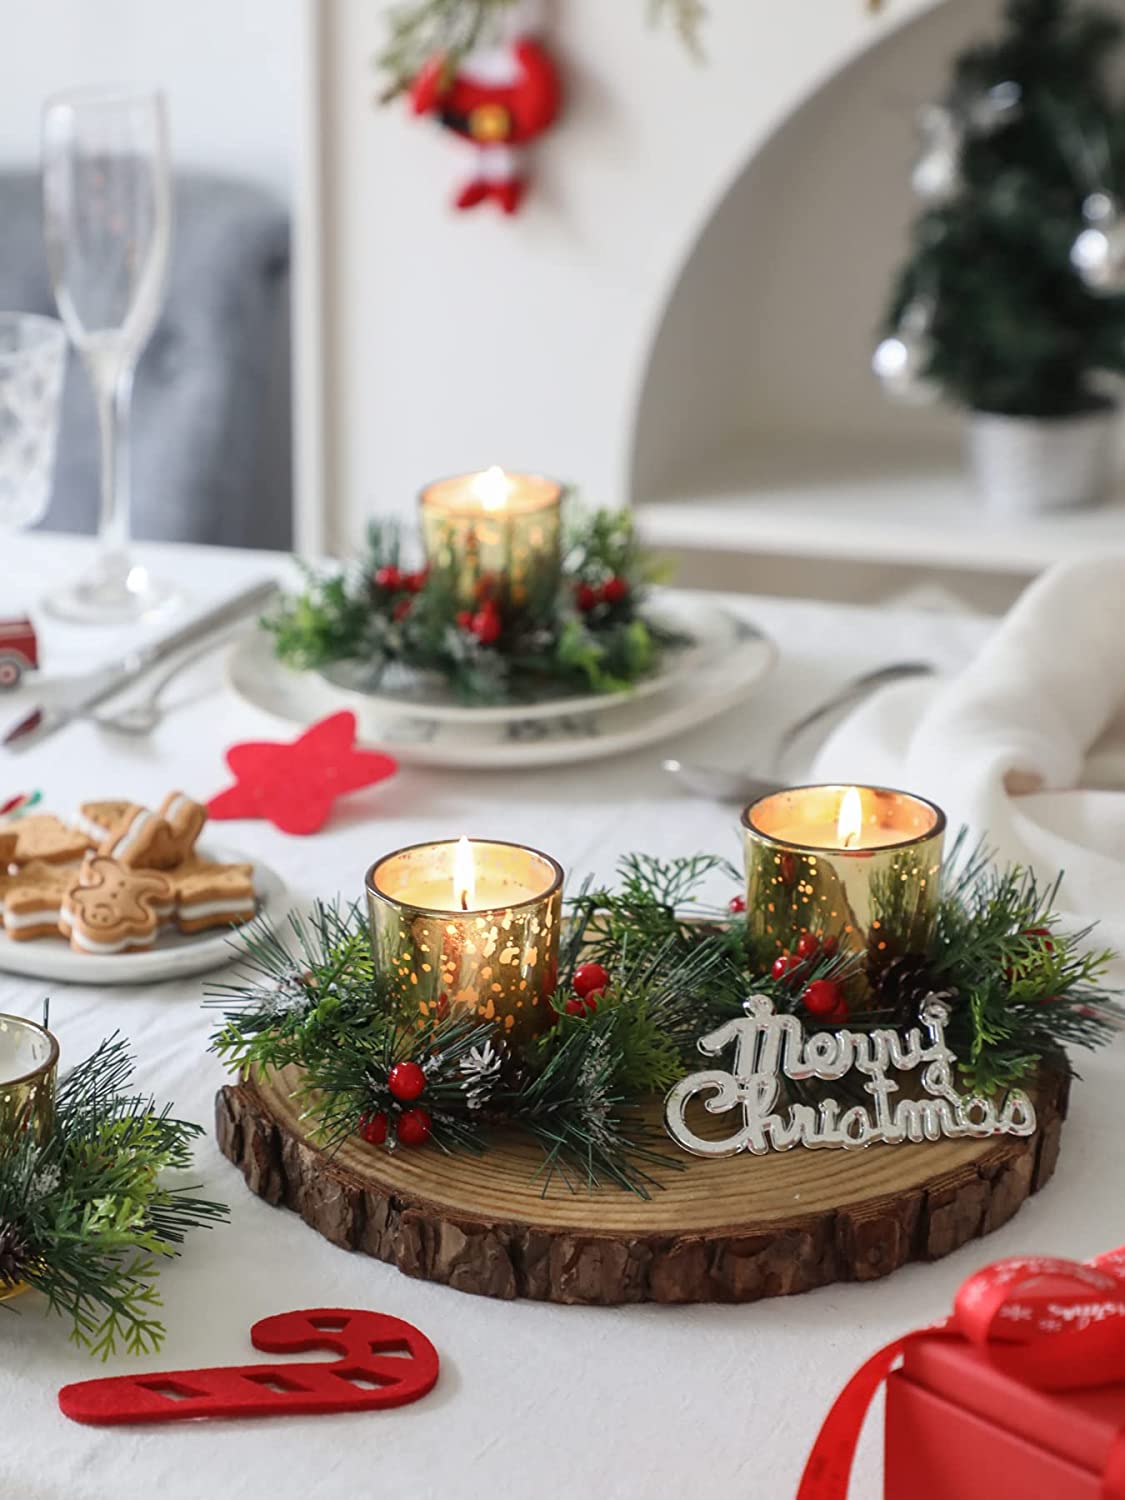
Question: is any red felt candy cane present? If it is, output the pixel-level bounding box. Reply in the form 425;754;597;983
58;1308;439;1427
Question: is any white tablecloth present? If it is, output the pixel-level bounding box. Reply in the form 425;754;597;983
1;537;1121;1500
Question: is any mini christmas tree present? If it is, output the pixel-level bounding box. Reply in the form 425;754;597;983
880;0;1125;418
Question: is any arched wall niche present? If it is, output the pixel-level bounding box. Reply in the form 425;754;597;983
630;0;1008;508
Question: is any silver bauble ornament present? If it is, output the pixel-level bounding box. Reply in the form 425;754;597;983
911;105;962;204
1071;192;1125;295
872;299;940;406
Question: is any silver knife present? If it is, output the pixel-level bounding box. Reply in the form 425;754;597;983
2;578;280;752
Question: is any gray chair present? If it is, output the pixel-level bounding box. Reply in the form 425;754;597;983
0;170;291;550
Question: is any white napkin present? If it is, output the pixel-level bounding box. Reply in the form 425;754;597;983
812;555;1125;962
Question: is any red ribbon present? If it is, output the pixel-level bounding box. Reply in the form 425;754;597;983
797;1247;1125;1500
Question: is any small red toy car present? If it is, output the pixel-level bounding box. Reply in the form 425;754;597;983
0;617;38;690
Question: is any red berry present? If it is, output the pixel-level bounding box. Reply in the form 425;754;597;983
802;979;844;1017
575;583;600;612
573;962;610;999
470;606;502;644
456;610;474;630
728;895;747;915
374;565;402;591
393;598;413;622
601;575;628;605
795;932;820;960
828;1000;850;1023
1024;926;1054;951
771;954;793;981
821;934;839;957
396;1108;432;1147
388;1061;426;1103
359;1111;388;1145
565;997;587;1017
404;568;428;593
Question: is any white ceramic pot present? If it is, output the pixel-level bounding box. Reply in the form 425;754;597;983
966;407;1119;514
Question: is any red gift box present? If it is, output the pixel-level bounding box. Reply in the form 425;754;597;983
799;1249;1125;1500
885;1334;1125;1498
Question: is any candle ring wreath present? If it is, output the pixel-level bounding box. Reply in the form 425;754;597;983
265;494;691;708
209;833;1120;1199
0;1028;226;1356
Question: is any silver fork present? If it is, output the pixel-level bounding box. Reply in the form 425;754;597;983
93;630;243;736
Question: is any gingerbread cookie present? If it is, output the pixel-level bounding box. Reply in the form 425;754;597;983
4;860;83;941
170;853;256;934
74;800;135;844
5;814;93;867
99;806;178;870
59;856;174;955
156;792;208;864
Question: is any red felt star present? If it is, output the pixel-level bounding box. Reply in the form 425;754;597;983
207;712;397;835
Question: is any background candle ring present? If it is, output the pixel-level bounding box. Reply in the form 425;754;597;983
0;1012;60;1145
419;471;564;614
742;785;947;997
366;839;564;1054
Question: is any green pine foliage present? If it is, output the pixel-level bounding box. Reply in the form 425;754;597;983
208;841;1119;1196
886;0;1125;416
376;0;704;100
0;1037;226;1358
265;512;683;708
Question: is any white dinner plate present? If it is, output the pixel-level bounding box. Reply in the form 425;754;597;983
315;593;738;725
226;598;777;771
0;846;284;987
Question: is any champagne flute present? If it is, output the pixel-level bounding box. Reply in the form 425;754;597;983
42;85;176;622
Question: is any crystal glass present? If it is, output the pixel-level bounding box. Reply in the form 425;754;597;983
42;86;175;622
0;313;67;532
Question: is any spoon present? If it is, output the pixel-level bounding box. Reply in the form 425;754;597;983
662;660;936;803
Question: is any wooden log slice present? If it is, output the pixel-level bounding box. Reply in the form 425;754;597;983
215;1065;1069;1306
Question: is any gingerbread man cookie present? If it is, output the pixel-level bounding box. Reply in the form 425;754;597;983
60;857;174;955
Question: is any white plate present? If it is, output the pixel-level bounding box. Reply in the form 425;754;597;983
316;593;738;725
226;598;777;771
0;846;284;986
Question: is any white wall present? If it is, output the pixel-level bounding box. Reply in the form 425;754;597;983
312;0;948;551
0;0;298;197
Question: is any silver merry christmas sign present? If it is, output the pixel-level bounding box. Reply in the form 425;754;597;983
664;995;1037;1158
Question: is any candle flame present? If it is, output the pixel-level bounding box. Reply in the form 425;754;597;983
837;787;864;850
471;466;512;513
453;836;476;913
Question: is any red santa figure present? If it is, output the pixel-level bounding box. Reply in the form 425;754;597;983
409;11;562;215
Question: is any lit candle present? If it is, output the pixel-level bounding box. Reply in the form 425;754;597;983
419;468;564;614
0;1012;58;1144
366;838;564;1052
742;785;946;995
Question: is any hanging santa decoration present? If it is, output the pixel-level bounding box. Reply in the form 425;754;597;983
407;23;562;215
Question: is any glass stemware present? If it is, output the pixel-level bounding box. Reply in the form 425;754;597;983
42;85;176;622
0;313;67;535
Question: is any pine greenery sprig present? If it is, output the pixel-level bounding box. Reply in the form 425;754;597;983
375;0;705;102
208;838;1120;1197
264;511;686;708
0;1036;226;1358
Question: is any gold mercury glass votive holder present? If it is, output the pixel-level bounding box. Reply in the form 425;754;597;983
0;1013;59;1304
0;1012;58;1144
419;470;564;615
742;785;947;998
366;839;565;1055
